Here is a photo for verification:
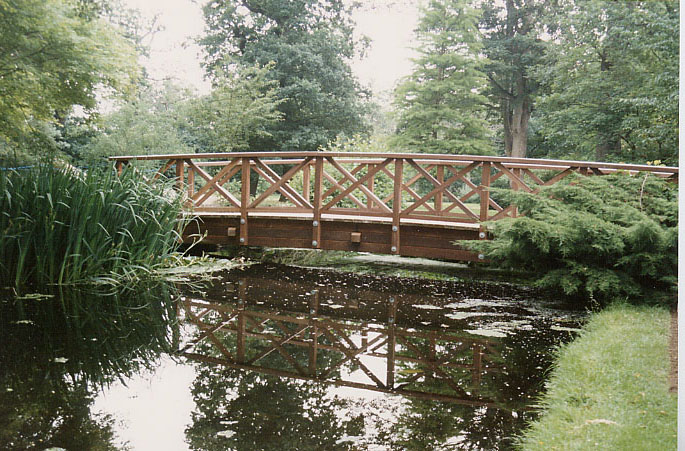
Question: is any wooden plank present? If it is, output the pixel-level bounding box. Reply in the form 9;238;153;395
110;151;678;176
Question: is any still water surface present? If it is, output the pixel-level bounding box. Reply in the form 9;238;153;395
1;263;584;450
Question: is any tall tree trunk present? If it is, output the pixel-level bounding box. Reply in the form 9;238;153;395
510;95;531;158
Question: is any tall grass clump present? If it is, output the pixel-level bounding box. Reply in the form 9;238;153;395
0;164;185;287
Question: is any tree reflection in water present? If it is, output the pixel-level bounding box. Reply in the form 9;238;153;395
0;283;177;450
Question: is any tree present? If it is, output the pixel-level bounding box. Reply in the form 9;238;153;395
480;0;549;157
533;0;678;164
198;0;370;152
184;63;283;153
391;0;492;155
0;0;140;160
79;81;194;163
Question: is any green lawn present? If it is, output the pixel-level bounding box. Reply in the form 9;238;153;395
517;304;676;450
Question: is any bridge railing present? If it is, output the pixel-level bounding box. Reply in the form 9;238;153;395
110;152;678;248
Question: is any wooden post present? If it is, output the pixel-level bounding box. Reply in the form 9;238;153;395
115;160;125;176
175;159;184;190
479;162;491;238
367;163;375;209
303;161;311;202
435;164;444;213
187;159;195;198
240;158;250;245
237;307;245;363
511;167;520;218
312;157;324;249
391;158;403;254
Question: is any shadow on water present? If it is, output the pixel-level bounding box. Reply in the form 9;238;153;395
0;263;585;450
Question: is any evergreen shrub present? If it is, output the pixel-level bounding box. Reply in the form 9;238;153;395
465;172;677;305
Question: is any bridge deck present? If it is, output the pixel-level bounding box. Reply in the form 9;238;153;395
184;212;482;261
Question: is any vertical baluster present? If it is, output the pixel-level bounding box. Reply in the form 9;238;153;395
308;289;319;377
303;161;311;202
312;157;323;248
386;296;397;390
479;162;491;238
175;159;184;190
187;159;195;198
391;158;403;254
240;157;250;245
435;164;444;213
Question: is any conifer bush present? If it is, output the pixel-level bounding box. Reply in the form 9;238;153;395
0;165;185;287
466;172;677;305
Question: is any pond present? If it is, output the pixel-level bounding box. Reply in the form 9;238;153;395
0;262;585;450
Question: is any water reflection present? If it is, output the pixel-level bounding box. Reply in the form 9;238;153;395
0;263;583;450
179;297;503;406
0;283;177;450
177;264;583;450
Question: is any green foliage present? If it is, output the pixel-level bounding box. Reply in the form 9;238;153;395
185;63;283;152
0;165;185;287
199;0;370;151
0;0;140;157
466;173;677;305
392;0;492;155
0;282;178;449
533;0;679;164
79;81;195;163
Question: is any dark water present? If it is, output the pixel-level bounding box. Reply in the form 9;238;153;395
0;263;584;450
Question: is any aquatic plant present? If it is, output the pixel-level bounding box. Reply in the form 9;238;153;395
0;164;185;287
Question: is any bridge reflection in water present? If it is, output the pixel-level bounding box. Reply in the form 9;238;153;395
173;265;577;412
178;294;500;407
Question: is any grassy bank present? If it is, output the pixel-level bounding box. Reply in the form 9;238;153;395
517;304;676;450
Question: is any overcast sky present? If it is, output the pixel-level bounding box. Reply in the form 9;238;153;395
121;0;420;96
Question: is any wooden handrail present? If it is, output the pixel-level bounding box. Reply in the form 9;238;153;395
109;151;678;175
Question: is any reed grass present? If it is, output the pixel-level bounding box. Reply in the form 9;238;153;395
0;165;185;287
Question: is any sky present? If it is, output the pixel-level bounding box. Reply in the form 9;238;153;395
121;0;420;96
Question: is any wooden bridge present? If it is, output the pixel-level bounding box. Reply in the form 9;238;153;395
110;152;678;262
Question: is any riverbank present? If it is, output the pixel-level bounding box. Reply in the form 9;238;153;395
516;304;676;450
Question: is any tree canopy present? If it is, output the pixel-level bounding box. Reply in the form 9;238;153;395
198;0;370;152
0;0;139;160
